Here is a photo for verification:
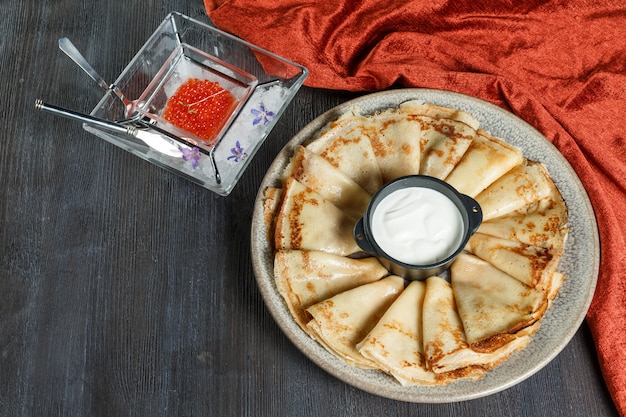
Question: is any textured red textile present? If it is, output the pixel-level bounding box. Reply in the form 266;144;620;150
205;0;626;413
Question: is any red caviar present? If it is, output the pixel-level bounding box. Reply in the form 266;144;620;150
163;78;236;145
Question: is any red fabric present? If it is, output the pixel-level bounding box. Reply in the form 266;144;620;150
205;0;626;413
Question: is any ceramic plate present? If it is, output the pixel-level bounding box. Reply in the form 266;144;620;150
250;89;599;402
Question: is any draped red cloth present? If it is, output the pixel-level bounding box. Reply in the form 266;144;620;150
205;0;626;413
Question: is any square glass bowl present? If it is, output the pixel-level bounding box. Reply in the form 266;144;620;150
86;12;308;195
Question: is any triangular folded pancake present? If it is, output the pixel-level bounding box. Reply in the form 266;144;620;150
548;272;566;303
357;281;437;385
475;161;556;221
306;275;405;369
444;130;524;197
450;254;547;350
274;250;388;329
420;276;467;372
399;100;480;130
306;110;383;194
422;276;530;374
465;232;562;291
399;101;478;180
478;187;569;249
366;108;422;183
284;145;372;218
262;187;283;245
417;116;477;180
274;177;360;256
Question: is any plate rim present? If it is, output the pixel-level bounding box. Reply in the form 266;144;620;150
250;87;600;403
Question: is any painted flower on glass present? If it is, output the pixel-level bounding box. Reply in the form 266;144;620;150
228;141;248;163
251;104;275;126
181;146;201;169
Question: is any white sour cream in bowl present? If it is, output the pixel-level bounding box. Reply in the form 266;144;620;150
371;187;464;265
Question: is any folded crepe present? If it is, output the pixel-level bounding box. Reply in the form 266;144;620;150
274;177;360;256
474;160;557;221
465;232;562;292
357;280;437;385
262;187;283;245
399;101;478;179
450;254;547;351
366;108;422;182
306;109;383;194
417;116;477;180
422;276;530;375
284;145;372;218
398;100;480;130
306;275;405;368
548;272;566;303
478;187;569;249
444;130;524;197
274;250;388;329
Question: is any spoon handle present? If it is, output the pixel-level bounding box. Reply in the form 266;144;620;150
58;37;110;92
34;99;136;137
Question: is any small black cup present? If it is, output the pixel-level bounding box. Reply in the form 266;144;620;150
354;175;482;281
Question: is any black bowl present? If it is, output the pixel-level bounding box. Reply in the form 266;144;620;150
354;175;482;281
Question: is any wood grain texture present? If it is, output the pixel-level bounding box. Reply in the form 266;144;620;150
0;0;618;416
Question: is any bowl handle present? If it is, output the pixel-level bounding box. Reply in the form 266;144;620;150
461;194;483;234
354;218;377;254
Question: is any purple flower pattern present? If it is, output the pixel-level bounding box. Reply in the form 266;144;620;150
227;141;248;163
251;104;275;126
181;146;201;169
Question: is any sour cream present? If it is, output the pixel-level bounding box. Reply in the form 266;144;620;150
370;187;464;265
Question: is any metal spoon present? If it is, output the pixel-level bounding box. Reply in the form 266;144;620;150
35;99;222;183
35;99;184;157
58;37;136;116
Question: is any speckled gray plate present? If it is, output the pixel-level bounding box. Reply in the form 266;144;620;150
250;89;599;403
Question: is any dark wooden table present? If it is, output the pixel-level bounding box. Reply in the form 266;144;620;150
0;1;619;416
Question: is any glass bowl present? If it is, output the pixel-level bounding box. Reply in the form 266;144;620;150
85;12;308;195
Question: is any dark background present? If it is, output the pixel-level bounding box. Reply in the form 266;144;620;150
0;1;618;416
